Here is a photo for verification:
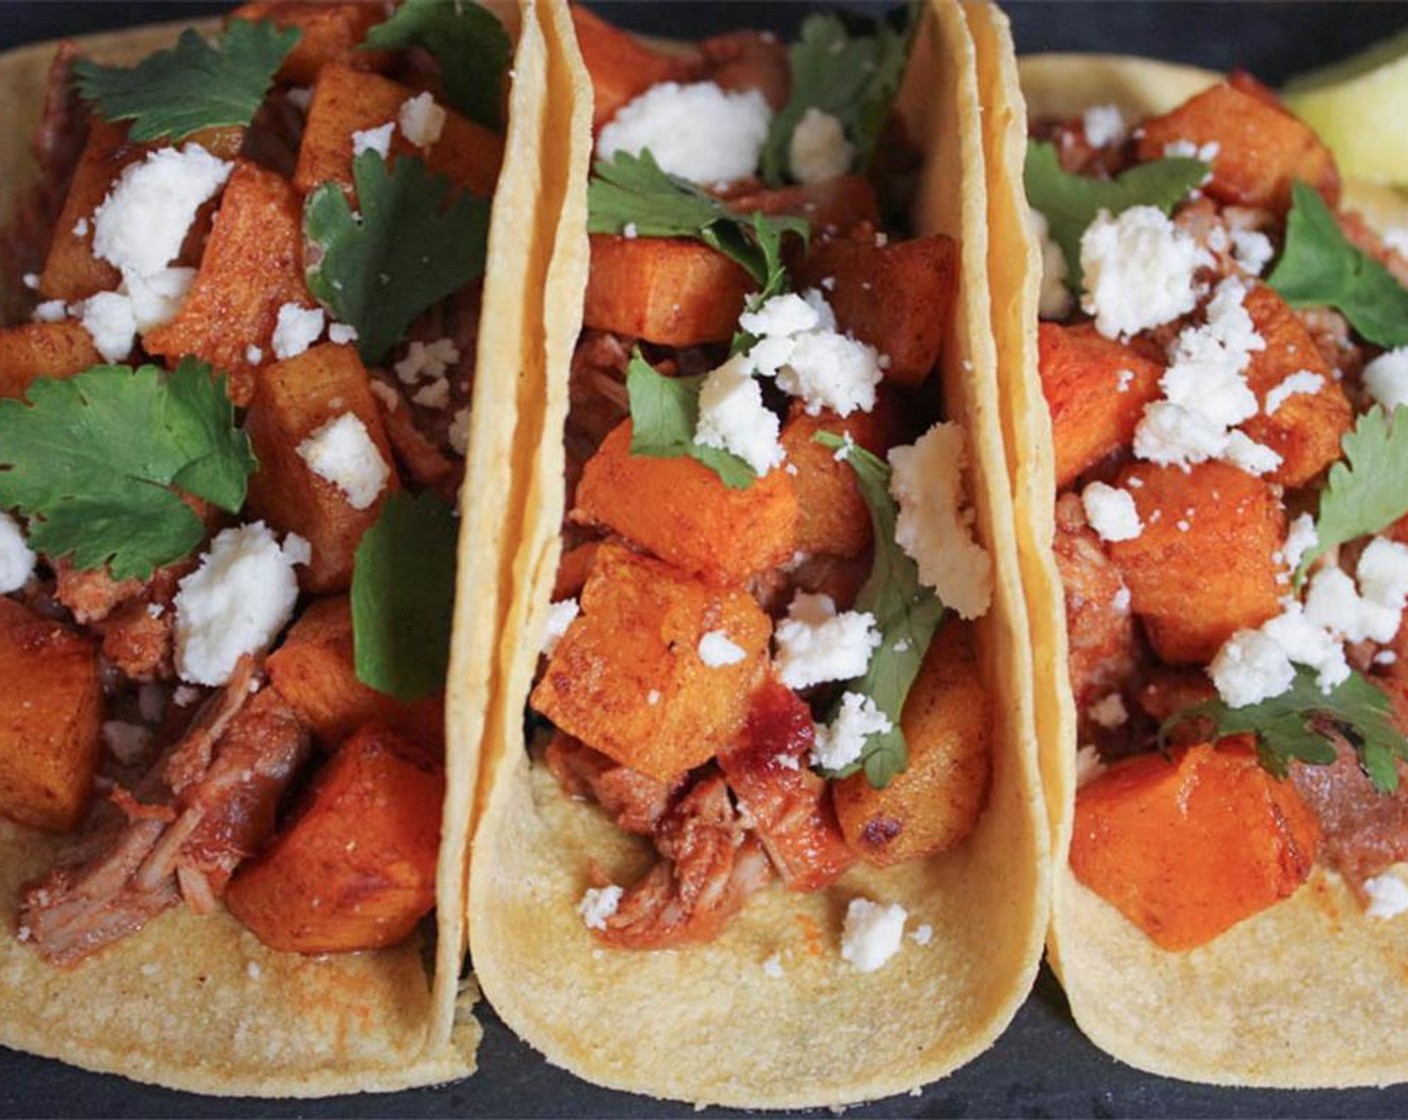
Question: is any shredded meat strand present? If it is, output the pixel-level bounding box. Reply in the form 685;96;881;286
544;733;676;836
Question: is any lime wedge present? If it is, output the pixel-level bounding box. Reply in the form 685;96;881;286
1284;28;1408;187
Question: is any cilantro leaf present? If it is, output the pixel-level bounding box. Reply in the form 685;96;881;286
587;150;808;296
363;0;511;131
352;490;457;701
1268;181;1408;348
760;8;915;187
0;359;255;579
72;20;300;143
1024;141;1208;288
625;351;757;490
1296;404;1408;582
815;433;947;789
305;151;490;365
1160;666;1408;793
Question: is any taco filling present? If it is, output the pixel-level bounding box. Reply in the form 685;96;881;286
1028;71;1408;950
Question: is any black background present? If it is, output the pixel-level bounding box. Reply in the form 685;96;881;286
4;2;1408;1117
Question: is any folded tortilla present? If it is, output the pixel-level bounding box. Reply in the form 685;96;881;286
972;33;1408;1088
463;1;1050;1107
0;3;546;1095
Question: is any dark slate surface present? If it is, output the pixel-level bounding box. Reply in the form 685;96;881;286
3;3;1408;1117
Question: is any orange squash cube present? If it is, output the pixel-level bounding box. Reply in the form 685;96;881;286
573;420;797;585
244;343;400;593
0;599;103;832
1107;461;1284;665
729;175;882;236
572;6;698;130
230;2;389;85
530;542;772;783
832;620;990;865
0;322;101;399
1070;742;1321;951
225;724;444;954
1038;322;1164;489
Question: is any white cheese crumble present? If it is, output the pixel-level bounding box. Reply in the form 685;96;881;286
1264;370;1324;416
909;923;934;946
693;354;785;474
327;322;359;346
1306;566;1401;644
772;591;880;690
811;691;892;771
1030;209;1072;320
1230;229;1275;276
1075;744;1107;788
578;884;623;930
32;299;67;323
412;379;450;410
124;266;195;332
1082;104;1126;148
840;898;907;973
1363;347;1408;413
447;407;471;456
0;512;36;593
698;630;747;667
395;337;460;384
76;291;137;362
1080;206;1210;339
542;598;580;657
788;107;854;185
1364;872;1408;920
1163;138;1220;164
1385;228;1408;257
272;302;326;360
398;92;446;151
597;81;772;186
887;423;993;620
1080;482;1142;543
351;121;395;158
1088;692;1128;729
1283;513;1318;574
172;523;304;686
296;412;391;510
245;344;264;365
1209;629;1296;708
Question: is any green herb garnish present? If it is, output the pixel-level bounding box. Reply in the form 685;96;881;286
72;20;300;143
352;490;458;701
304;151;490;365
0;360;254;579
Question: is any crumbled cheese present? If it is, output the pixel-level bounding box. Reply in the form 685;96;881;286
1080;482;1142;543
272;302;326;360
1112;586;1131;613
1384;228;1408;257
398;92;446;150
739;290;829;344
1209;629;1296;708
351;121;395;158
173;524;304;686
412;379;451;410
909;923;934;946
245;344;264;365
22;272;38;290
172;685;201;708
1075;744;1107;788
788;107;854;185
0;512;36;594
395;337;460;383
1221;430;1282;476
1163;139;1220;163
888;423;993;619
1082;104;1126;148
578;884;623;930
31;299;67;323
1306;566;1401;644
327;322;359;346
124;266;195;332
1080;206;1209;339
811;691;891;770
76;291;137;362
101;720;153;766
597;81;772;185
1363;347;1408;412
1230;229;1275;276
1262;603;1350;691
1283;513;1318;574
1356;537;1408;614
777;328;883;418
1088;692;1128;729
698;630;746;667
840;898;907;973
772;591;880;690
246;960;262;980
646;689;661;706
761;953;785;978
1029;209;1072;319
296;412;391;510
447;407;471;456
1365;872;1408;919
1264;370;1324;415
542;598;580;657
693;354;785;474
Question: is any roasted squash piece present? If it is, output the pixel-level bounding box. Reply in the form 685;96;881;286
697;30;790;110
572;6;698;130
1070;742;1321;951
832;620;990;865
143;161;312;407
230;2;388;84
1038;322;1164;489
0;599;103;832
0;322;102;399
531;542;771;782
552;540;601;601
1107;461;1284;665
225;724;443;954
729;175;882;236
267;596;444;752
584;235;753;347
244;343;400;593
573;420;797;585
1135;80;1339;214
793;234;956;386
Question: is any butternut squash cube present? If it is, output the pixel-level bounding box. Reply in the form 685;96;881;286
728;175;881;235
572;6;698;130
230;3;389;85
0;321;101;399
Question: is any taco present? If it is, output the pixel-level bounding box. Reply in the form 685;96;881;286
974;20;1408;1088
0;0;543;1095
464;1;1048;1108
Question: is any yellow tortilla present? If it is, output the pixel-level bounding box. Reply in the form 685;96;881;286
976;46;1408;1087
0;3;547;1095
464;2;1049;1107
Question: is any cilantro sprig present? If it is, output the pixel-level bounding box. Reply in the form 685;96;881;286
815;433;947;789
352;491;458;701
305;151;490;365
587;150;808;303
364;0;511;131
0;360;255;579
625;351;756;490
1160;667;1408;793
1269;181;1408;348
760;8;915;187
1024;141;1208;288
72;20;300;143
